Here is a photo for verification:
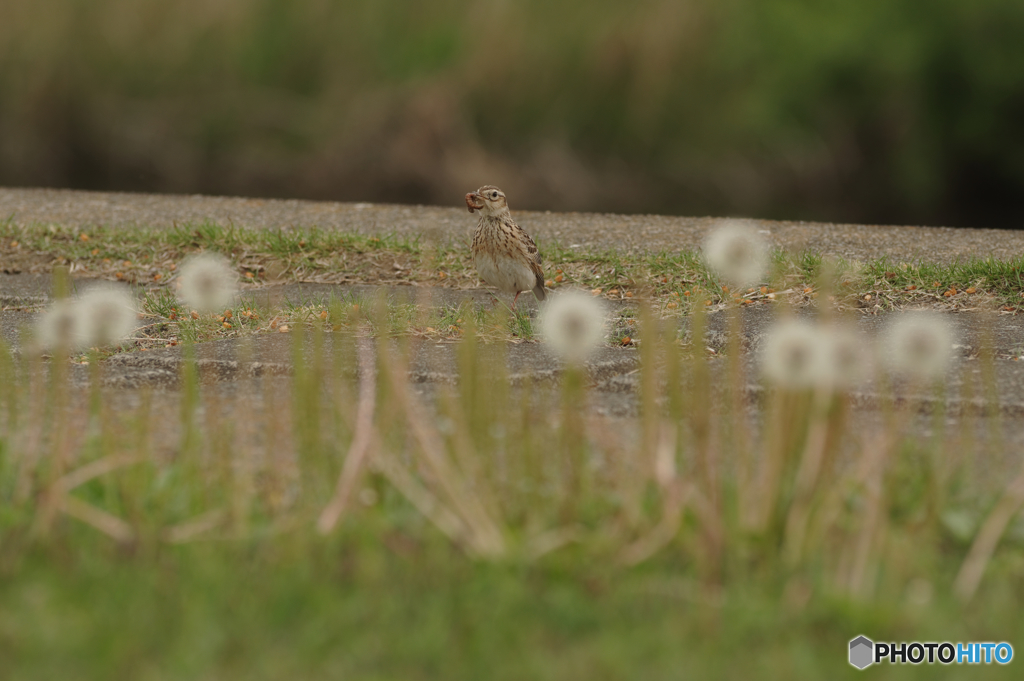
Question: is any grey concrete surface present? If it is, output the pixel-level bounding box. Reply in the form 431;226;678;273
6;271;1024;354
3;187;1024;436
5;272;1024;413
4;187;1024;495
0;272;536;312
4;186;1024;262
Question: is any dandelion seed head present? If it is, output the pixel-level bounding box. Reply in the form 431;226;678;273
178;253;237;313
760;319;825;388
704;221;768;288
884;312;953;380
35;299;87;352
821;325;871;388
79;286;138;348
539;291;606;364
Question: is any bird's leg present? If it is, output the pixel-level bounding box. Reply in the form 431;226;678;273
512;291;521;311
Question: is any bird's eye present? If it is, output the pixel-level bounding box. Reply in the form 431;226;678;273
491;192;499;198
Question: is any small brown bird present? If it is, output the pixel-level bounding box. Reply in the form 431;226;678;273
465;185;546;310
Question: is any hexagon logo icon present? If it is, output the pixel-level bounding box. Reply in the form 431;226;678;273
849;635;874;669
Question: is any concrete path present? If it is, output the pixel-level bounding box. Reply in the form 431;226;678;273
3;187;1024;431
5;272;1024;415
3;187;1023;262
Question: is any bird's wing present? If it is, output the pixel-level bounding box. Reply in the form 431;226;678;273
512;220;546;294
513;221;543;266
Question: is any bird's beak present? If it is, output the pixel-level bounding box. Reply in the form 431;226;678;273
465;193;483;213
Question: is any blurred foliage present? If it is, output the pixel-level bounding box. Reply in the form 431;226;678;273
2;0;1023;226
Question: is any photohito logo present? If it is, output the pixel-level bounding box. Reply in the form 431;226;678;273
849;635;1013;669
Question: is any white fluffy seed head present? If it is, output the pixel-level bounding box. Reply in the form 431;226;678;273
177;253;237;313
78;286;138;348
539;291;606;365
703;221;769;288
820;325;871;389
35;299;87;352
760;319;826;388
884;312;954;381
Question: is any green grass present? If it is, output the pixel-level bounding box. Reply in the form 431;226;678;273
2;290;1024;679
4;544;1020;680
7;219;1024;368
5;221;1024;321
862;256;1024;310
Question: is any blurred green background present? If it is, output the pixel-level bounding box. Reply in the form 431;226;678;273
2;0;1023;227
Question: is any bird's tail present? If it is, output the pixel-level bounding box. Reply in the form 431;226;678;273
533;277;547;302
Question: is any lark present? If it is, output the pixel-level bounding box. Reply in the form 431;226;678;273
465;185;546;310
